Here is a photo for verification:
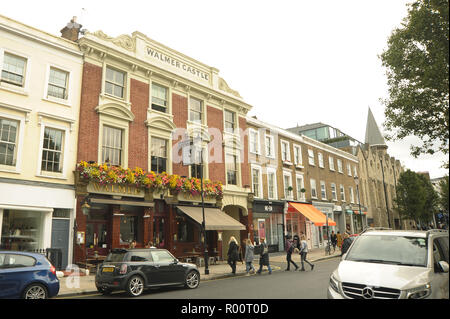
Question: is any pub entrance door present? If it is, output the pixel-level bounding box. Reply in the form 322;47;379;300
86;210;109;257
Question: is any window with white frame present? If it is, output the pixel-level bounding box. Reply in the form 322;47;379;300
331;183;337;201
251;166;262;198
283;172;293;199
189;96;203;124
41;127;64;173
354;165;358;177
310;179;317;199
47;67;69;100
151;137;167;174
308;149;315;165
0;117;19;166
318;152;324;168
226;153;238;185
347;163;352;176
329;156;335;171
265;134;275;158
293;145;302;166
349;186;355;203
267;169;277;199
340;184;345;201
337;159;343;173
281;140;290;162
151;83;168;113
102;125;123;166
320;181;327;199
224;109;236;133
105;66;125;99
249;129;260;154
296;175;305;200
1;52;27;87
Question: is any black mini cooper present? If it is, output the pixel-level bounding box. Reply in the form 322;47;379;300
95;248;200;297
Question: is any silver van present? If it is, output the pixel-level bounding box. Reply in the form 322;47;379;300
328;229;449;299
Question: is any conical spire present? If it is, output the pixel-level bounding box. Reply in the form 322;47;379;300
365;107;387;148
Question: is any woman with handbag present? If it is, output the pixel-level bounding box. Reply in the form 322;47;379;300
256;238;272;275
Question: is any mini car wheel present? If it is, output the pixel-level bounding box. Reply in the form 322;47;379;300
23;283;48;299
184;270;200;289
126;275;144;297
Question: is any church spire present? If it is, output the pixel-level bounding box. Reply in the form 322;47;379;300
365;107;387;149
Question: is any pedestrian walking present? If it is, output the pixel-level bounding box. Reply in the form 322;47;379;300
336;231;342;251
285;235;299;271
299;235;314;271
227;236;239;274
330;231;337;252
256;238;272;275
340;233;353;256
244;238;256;276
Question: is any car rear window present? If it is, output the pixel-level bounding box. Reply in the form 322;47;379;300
105;251;128;262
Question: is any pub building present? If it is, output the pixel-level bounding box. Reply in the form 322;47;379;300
72;26;252;266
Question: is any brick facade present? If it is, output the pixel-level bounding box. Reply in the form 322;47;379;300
129;78;149;170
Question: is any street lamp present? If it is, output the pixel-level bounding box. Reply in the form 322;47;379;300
354;176;363;233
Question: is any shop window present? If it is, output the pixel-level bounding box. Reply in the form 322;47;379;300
0;210;43;251
0;118;19;166
119;216;140;244
176;215;194;242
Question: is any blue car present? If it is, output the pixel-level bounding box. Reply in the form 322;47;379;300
0;251;60;299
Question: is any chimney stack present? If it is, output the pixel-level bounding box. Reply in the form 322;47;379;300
60;16;82;42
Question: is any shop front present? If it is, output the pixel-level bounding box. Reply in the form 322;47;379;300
252;200;285;252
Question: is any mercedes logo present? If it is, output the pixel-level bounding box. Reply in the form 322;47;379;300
362;287;374;299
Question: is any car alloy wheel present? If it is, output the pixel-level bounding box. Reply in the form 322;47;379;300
23;284;48;299
127;275;144;297
185;270;200;289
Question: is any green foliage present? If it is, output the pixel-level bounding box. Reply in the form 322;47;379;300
380;0;449;165
438;175;449;214
395;170;437;223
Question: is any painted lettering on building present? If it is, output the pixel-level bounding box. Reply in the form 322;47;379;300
87;182;144;198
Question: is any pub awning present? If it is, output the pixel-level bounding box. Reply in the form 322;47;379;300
177;206;246;231
288;202;336;226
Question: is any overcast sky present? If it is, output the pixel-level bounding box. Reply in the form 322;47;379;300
3;0;448;178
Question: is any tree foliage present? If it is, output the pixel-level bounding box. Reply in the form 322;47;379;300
395;170;437;224
380;0;449;166
438;175;449;214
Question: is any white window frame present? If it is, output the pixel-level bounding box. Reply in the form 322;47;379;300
283;170;293;200
98;118;129;168
353;165;358;177
340;184;345;201
43;64;73;106
150;82;169;114
337;159;343;173
308;149;315;166
265;134;275;159
249;128;260;155
189;95;204;125
224;109;236;134
320;181;327;200
349;186;355;204
0;112;26;174
329;156;335;171
281;139;291;163
331;183;337;201
251;164;263;199
310;178;317;199
296;174;305;201
225;152;240;186
0;48;31;95
347;163;352;176
266;166;278;200
318;152;324;168
104;65;127;100
293;144;303;167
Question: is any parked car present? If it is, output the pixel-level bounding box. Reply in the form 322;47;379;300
328;229;449;299
0;251;60;299
95;248;200;297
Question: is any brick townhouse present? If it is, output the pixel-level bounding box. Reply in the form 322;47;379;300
66;23;253;265
247;116;367;250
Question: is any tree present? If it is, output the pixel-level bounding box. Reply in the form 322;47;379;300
380;0;449;167
438;175;449;215
417;173;439;223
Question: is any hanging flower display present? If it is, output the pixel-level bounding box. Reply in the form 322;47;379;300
76;161;223;199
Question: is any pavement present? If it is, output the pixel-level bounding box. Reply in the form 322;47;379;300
56;247;341;298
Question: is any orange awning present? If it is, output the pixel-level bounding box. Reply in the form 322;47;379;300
288;202;336;226
353;210;367;215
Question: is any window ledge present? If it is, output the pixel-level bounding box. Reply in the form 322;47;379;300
36;174;68;181
0;83;29;96
295;164;304;169
0;167;20;174
282;160;293;166
42;96;71;107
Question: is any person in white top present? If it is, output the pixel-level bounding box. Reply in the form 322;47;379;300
299;235;314;271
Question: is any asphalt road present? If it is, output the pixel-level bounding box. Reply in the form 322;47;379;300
75;257;340;299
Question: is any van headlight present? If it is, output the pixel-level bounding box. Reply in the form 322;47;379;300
329;274;340;293
406;283;431;299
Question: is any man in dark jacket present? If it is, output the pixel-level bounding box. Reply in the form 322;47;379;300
340;233;354;256
256;238;272;275
285;235;299;271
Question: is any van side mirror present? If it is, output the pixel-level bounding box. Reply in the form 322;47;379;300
437;261;449;273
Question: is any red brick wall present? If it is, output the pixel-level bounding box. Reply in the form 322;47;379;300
129;78;149;170
239;116;250;188
171;93;189;176
77;62;102;162
207;106;225;183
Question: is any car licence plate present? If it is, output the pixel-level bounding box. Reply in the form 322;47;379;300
102;267;114;272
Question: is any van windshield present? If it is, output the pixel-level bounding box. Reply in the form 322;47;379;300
346;235;428;267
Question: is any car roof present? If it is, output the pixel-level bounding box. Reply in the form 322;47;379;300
361;229;448;238
0;251;46;258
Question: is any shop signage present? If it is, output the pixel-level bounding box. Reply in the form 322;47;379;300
264;205;273;212
87;182;145;198
146;47;210;81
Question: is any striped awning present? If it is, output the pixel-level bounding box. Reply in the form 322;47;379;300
288;202;336;226
177;206;246;230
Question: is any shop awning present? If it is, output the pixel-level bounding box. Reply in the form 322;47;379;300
177;206;246;231
353;210;367;215
288;202;336;226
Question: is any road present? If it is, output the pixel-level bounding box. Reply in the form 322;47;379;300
72;257;340;299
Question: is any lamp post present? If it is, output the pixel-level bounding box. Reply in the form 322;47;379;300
354;177;363;232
